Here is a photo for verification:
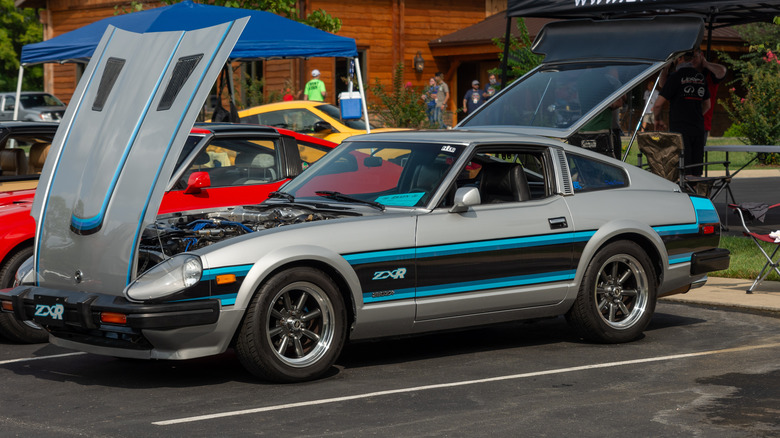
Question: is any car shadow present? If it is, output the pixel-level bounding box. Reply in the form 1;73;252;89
2;309;706;387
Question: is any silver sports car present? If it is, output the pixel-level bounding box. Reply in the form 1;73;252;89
0;17;728;382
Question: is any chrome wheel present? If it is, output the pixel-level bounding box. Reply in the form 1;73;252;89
594;253;650;330
236;267;346;382
266;281;335;368
567;241;657;343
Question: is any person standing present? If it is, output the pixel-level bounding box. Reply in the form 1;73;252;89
462;80;485;116
434;72;450;128
692;48;727;142
642;80;659;131
423;77;438;126
653;51;711;177
304;69;327;102
482;73;501;100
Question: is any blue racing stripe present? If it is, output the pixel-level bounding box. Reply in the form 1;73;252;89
201;265;253;281
362;270;576;304
668;252;693;265
416;270;576;298
345;231;595;265
691;196;720;224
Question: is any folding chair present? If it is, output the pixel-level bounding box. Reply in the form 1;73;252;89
636;131;732;199
728;202;780;294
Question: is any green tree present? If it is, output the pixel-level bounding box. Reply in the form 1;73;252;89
369;63;427;128
489;17;543;84
0;0;43;91
157;0;341;33
719;19;780;163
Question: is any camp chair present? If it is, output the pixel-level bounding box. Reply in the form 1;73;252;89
636;132;732;199
728;202;780;294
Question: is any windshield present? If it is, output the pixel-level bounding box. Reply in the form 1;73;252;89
281;141;465;208
462;62;651;131
20;93;64;108
315;103;375;130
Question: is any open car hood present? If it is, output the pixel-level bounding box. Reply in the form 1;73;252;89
459;16;704;139
32;19;248;293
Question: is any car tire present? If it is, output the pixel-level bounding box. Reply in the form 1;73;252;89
566;240;656;343
0;246;49;344
236;267;347;383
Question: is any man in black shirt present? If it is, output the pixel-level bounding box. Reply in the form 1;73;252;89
653;51;711;177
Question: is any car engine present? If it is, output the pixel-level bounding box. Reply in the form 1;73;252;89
137;204;354;273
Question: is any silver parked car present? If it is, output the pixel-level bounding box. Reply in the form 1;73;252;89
0;18;729;382
0;92;66;122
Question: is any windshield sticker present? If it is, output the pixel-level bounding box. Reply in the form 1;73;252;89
441;145;456;154
375;193;425;207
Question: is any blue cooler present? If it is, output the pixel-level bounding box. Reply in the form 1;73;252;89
339;91;362;119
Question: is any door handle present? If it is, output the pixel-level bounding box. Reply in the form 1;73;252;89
548;217;568;229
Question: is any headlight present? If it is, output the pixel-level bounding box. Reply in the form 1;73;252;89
14;256;35;287
39;113;53;121
125;254;202;302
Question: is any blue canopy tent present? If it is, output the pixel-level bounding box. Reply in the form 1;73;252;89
14;1;369;127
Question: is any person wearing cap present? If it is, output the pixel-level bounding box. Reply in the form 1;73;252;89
462;79;485;116
304;69;327;102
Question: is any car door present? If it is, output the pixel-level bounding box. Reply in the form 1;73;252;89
414;145;575;321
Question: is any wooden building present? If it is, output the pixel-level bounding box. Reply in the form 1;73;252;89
15;0;505;126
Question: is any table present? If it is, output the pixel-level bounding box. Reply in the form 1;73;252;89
705;145;780;178
704;145;780;229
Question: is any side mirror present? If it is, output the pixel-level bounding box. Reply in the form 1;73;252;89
183;171;211;194
449;187;481;213
313;120;334;133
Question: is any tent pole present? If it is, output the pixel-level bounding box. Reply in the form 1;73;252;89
500;15;512;87
14;66;24;120
353;56;370;134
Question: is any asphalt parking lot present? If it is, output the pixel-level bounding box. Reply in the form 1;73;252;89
1;301;778;437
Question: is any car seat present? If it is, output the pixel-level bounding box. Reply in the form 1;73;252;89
29;141;51;173
478;161;531;203
0;148;28;176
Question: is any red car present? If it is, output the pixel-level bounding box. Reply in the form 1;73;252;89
0;122;336;343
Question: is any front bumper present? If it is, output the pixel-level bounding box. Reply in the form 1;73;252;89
0;285;219;350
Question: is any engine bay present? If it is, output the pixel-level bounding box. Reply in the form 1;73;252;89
137;204;356;273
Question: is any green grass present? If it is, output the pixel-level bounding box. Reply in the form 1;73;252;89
711;235;780;281
622;136;776;171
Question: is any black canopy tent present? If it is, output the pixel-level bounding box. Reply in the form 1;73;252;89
499;0;780;161
501;0;780;85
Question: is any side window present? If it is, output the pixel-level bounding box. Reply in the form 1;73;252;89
3;97;14;112
297;141;330;169
176;138;282;189
446;147;551;207
566;153;628;193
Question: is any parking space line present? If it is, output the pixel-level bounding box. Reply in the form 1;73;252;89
153;342;780;426
0;352;86;365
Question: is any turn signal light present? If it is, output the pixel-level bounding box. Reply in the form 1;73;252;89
215;274;236;285
100;312;127;325
1;301;13;312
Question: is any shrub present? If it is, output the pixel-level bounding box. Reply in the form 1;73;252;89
368;63;428;128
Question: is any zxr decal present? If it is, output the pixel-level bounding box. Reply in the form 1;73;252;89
35;303;64;320
372;268;407;280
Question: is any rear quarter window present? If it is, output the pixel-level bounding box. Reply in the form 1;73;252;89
566;153;628;193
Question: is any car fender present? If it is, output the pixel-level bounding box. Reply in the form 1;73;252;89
0;208;36;268
232;243;362;312
572;218;667;292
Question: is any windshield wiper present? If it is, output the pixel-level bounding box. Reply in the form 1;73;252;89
315;191;385;211
268;191;295;202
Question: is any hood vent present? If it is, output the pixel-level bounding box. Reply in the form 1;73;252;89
157;54;203;111
92;57;125;111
